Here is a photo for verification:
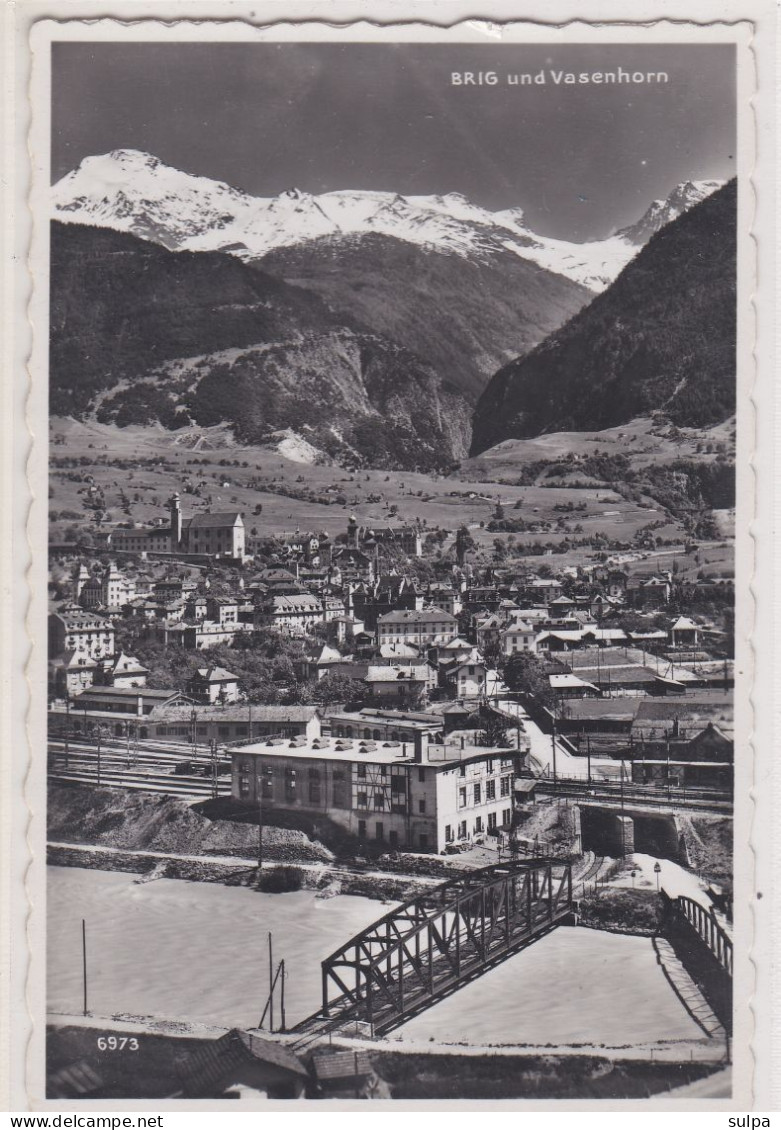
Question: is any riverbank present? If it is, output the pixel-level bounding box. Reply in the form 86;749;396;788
46;842;436;903
46;1015;727;1101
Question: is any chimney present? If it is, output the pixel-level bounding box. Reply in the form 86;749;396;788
413;732;429;763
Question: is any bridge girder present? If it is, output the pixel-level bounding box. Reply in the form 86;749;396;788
311;858;573;1037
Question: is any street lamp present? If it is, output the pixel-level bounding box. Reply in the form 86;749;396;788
654;861;662;892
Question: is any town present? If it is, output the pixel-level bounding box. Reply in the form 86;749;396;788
48;485;733;859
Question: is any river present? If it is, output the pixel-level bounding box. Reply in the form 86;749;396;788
48;867;703;1045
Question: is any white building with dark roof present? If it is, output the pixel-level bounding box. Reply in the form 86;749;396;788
230;731;522;853
376;607;457;648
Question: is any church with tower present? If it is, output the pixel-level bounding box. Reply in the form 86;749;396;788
108;493;246;561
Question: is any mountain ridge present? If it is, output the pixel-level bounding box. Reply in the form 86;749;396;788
52;148;723;292
470;180;737;455
50;221;471;471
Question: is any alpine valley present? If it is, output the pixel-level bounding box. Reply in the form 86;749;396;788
50;149;731;471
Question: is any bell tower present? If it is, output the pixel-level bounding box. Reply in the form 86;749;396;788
169;493;182;549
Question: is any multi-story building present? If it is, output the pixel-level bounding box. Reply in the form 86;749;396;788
501;620;538;656
187;666;240;704
261;593;324;635
376;607;457;648
230;732;521;853
48;606;115;662
109;494;245;561
363;664;436;706
77;562;137;611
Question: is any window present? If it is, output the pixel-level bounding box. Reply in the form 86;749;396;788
358;819;366;838
445;824;453;842
487;812;498;831
502;808;512;826
418;767;425;783
374;792;385;810
375;822;384;840
486;759;494;774
418;799;426;814
357;764;367;779
391;775;405;794
500;776;511;797
459;787;467;808
261;765;274;800
308;768;321;804
486;780;496;801
458;820;467;839
459;765;466;778
475;816;483;833
473;783;481;805
285;767;297;802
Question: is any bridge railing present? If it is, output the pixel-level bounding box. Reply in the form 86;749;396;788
672;893;733;977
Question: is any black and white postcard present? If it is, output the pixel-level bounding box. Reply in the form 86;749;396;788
3;6;775;1113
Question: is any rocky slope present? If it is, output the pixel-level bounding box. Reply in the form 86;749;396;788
257;233;590;401
470;180;737;454
50;221;471;471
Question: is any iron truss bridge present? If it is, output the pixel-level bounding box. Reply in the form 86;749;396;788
292;858;574;1042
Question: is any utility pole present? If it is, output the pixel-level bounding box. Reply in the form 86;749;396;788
258;795;263;870
268;933;274;1034
191;704;198;761
64;695;70;769
210;738;218;800
620;759;625;812
551;721;558;786
96;727;102;788
586;734;591;787
81;919;88;1017
280;959;286;1032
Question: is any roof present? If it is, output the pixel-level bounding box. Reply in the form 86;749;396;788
379;642;420;659
233;734;511;767
378;608;456;624
671;616;699;630
634;699;734;724
183;1030;308;1096
328;707;443;728
515;778;539;794
194;666;238;682
153;703;320;723
549;673;600;691
271;595;322;612
73;686;179;701
501;622;534;636
182;512;242;529
312;1050;373;1082
365;665;431;683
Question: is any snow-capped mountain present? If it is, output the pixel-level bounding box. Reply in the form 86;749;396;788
615;180;726;246
51;150;724;292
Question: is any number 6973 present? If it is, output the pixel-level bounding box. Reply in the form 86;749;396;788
97;1036;139;1051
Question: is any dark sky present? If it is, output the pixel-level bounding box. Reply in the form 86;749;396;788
51;41;736;241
